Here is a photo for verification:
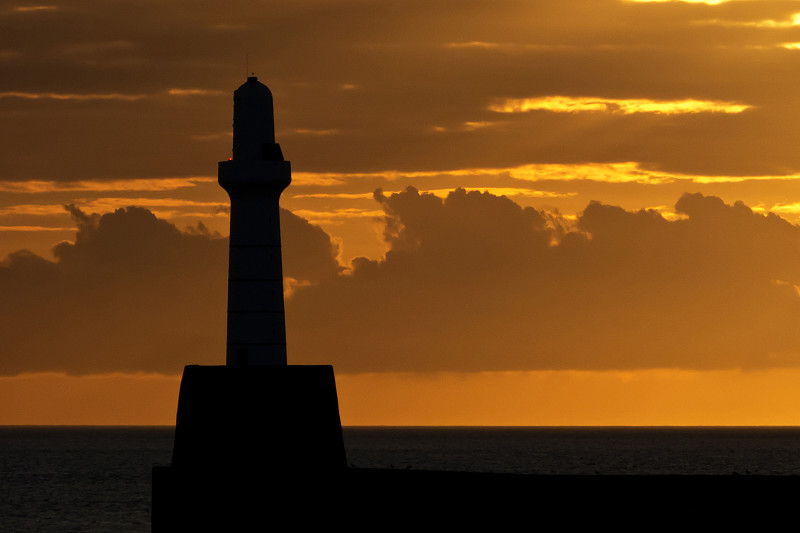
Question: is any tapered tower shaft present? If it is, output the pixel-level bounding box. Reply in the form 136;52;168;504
218;76;290;366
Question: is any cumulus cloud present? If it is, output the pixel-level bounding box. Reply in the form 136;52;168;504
289;188;800;372
0;204;339;375
4;190;800;375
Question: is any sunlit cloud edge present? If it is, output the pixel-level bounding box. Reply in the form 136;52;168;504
489;96;751;115
0;177;216;193
294;162;800;187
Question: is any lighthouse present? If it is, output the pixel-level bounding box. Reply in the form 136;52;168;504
152;78;346;531
218;76;290;366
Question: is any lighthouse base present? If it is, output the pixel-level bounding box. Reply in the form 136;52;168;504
152;364;346;531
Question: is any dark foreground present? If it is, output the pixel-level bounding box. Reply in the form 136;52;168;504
152;466;799;530
156;364;800;529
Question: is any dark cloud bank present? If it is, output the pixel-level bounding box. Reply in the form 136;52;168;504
5;0;800;181
3;189;800;375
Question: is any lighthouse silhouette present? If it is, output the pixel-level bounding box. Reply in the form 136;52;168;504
219;76;290;366
152;77;346;531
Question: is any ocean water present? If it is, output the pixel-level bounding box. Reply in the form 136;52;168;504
2;426;800;531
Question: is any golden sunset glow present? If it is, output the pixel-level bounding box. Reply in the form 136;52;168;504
445;41;502;49
295;162;800;189
0;225;73;232
489;96;752;115
759;203;800;215
628;0;730;4
0;177;216;193
0;91;147;101
291;208;385;223
7;0;800;427
10;5;58;12
166;88;225;97
5;369;800;426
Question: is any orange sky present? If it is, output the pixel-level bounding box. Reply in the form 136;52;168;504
5;0;800;425
5;369;800;426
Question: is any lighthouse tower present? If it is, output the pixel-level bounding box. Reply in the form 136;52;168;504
218;76;290;366
152;78;346;531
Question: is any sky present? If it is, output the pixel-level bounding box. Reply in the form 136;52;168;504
5;0;800;424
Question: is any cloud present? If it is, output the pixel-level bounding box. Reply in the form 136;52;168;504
292;128;341;136
694;14;800;29
0;204;71;216
291;162;800;191
432;121;499;133
444;42;568;52
758;202;800;216
167;88;225;97
627;0;731;4
70;197;228;212
292;188;575;200
0;225;72;232
290;208;385;223
0;198;227;217
0;204;340;375
0;89;230;101
10;5;59;13
489;96;752;115
0;91;147;101
287;188;800;372
190;132;231;142
4;190;800;375
6;0;800;181
292;165;658;187
0;177;215;193
445;41;502;49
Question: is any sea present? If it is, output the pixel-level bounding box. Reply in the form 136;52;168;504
3;426;800;531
